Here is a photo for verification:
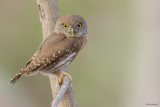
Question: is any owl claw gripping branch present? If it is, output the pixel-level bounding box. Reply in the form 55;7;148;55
58;72;72;85
9;14;88;85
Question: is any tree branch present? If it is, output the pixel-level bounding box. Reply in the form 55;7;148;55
35;0;77;106
51;76;70;107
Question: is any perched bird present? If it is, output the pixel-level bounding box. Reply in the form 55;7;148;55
9;14;88;84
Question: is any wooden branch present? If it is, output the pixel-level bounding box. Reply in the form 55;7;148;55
35;0;77;106
36;0;60;38
51;76;70;107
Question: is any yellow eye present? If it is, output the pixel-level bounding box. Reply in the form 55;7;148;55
77;23;82;28
62;24;68;29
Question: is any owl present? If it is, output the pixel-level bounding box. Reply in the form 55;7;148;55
9;14;88;84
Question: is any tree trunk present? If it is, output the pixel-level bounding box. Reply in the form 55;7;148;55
36;0;77;106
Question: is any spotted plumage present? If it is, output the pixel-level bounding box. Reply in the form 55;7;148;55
9;14;88;84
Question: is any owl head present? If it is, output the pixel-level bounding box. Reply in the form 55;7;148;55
54;14;88;38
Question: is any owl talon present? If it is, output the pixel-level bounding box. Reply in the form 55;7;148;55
58;72;72;85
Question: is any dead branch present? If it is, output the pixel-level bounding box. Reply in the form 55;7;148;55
35;0;77;106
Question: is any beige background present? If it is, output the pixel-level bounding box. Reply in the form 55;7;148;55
0;0;160;107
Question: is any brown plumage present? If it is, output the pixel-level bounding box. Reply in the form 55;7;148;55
9;14;88;84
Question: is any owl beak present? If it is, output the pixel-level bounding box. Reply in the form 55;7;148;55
69;27;74;37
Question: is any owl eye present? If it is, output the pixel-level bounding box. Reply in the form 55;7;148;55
62;24;68;29
77;23;82;29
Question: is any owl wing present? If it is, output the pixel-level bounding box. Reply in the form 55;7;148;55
24;33;77;75
10;33;78;84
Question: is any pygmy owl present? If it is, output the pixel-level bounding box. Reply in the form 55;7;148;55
9;14;88;84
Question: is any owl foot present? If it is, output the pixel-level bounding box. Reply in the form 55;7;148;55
58;72;72;85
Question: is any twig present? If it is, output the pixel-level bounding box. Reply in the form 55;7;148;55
52;76;70;107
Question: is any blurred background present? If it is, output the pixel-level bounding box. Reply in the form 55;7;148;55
0;0;160;107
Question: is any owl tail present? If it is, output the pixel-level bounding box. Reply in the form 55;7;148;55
9;69;26;84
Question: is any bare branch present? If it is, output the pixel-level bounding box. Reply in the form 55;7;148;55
52;76;70;107
35;0;77;106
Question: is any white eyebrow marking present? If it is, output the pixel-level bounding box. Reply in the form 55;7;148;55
58;50;61;54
